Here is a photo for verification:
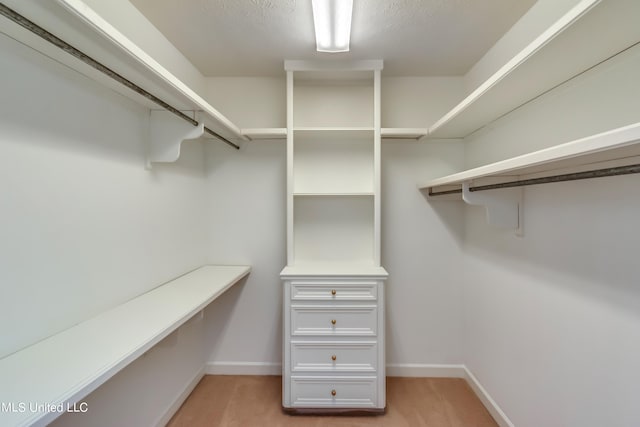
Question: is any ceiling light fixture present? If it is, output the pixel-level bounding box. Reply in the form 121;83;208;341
311;0;353;53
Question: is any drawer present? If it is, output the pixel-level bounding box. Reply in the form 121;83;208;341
291;341;377;373
291;376;377;408
291;281;377;301
291;305;377;336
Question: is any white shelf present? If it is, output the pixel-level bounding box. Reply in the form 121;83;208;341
281;264;388;278
294;192;374;197
0;265;250;427
381;128;429;140
419;122;640;191
241;128;287;140
294;127;374;136
427;0;640;138
0;0;246;142
241;128;376;141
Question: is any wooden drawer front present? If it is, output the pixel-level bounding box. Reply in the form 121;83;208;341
291;341;377;373
291;305;377;336
291;376;377;408
291;281;377;301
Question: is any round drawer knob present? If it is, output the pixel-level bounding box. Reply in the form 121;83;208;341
331;389;337;397
331;289;337;296
331;319;337;325
331;355;337;361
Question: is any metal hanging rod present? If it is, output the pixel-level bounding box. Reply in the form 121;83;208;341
0;3;240;150
428;187;464;196
428;163;640;196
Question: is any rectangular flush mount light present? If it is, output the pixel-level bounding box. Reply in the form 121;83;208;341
312;0;353;52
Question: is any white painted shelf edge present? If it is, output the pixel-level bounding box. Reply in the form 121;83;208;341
0;265;250;427
241;128;287;140
419;122;640;189
381;128;429;140
281;264;388;278
294;127;374;132
293;192;375;197
238;128;431;141
54;0;246;141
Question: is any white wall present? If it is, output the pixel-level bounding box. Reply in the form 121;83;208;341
202;140;286;372
382;77;465;128
206;77;286;129
383;140;465;367
0;33;209;425
463;180;640;427
460;27;640;427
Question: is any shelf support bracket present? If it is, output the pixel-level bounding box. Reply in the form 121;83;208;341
462;181;523;234
146;110;204;168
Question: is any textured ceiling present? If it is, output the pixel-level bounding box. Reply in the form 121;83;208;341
129;0;536;77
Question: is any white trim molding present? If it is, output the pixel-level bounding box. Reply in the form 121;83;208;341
153;367;205;427
463;366;515;427
386;363;465;378
387;364;513;427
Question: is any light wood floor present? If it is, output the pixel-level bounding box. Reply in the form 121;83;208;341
167;376;498;427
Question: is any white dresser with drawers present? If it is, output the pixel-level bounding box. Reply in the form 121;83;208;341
281;266;387;412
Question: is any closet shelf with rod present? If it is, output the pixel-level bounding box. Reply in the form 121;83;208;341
419;122;640;230
0;0;248;159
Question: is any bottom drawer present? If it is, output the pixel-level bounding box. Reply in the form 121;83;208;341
290;376;377;408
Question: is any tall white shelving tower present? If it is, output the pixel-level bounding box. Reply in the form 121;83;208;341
281;60;388;412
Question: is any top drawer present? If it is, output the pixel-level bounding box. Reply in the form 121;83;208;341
291;281;377;301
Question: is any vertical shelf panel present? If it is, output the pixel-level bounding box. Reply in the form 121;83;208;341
293;196;374;265
287;71;294;265
373;70;381;266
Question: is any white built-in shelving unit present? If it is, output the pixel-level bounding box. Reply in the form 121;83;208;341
281;60;387;412
284;62;384;268
0;266;250;427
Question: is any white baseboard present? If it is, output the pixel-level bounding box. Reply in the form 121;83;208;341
154;367;205;427
463;366;514;427
386;363;466;378
205;361;282;375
